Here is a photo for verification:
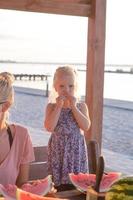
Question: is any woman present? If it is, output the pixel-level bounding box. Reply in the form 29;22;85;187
0;72;35;187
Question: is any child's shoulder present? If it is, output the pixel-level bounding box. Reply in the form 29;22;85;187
46;103;56;110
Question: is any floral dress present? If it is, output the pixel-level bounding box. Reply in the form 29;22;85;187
47;104;88;186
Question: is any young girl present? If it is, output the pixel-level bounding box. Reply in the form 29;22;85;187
44;66;91;189
0;72;35;187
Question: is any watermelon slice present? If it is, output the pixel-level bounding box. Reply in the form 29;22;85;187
16;188;67;200
69;172;121;193
0;184;16;200
0;175;53;200
21;175;52;196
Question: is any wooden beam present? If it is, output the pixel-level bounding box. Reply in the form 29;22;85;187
0;0;92;17
85;0;106;149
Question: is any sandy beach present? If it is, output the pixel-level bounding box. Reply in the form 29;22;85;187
9;86;133;175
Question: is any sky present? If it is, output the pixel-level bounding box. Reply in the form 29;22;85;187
0;0;133;65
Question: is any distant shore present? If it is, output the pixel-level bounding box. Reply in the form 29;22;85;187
104;69;133;74
1;60;133;74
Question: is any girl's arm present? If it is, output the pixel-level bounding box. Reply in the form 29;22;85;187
71;101;91;131
44;95;66;132
44;103;62;132
16;164;29;187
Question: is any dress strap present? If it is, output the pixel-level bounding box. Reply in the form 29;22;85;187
7;126;13;148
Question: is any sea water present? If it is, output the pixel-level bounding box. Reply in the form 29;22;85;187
0;62;133;101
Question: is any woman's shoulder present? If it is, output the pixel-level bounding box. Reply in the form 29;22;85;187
13;123;28;131
11;123;29;138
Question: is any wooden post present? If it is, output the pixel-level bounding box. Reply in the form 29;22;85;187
87;140;100;174
85;0;106;150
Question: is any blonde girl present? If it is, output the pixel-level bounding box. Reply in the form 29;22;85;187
0;72;35;187
44;66;91;190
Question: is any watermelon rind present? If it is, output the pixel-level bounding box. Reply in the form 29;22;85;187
105;176;133;200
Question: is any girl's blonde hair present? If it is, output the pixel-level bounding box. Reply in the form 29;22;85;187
49;66;80;103
0;72;14;105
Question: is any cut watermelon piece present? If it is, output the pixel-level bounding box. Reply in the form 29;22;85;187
0;184;16;200
0;175;52;199
21;175;52;196
69;172;121;193
16;188;67;200
69;173;96;192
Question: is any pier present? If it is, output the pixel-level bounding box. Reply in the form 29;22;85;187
14;74;51;81
14;74;51;97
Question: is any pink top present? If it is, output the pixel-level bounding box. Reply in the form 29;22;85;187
0;124;35;186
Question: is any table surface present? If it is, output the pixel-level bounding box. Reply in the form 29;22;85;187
47;189;86;200
47;189;105;200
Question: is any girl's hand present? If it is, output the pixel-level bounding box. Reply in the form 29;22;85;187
56;96;66;108
67;95;77;108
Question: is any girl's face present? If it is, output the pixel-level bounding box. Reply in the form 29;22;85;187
54;74;76;97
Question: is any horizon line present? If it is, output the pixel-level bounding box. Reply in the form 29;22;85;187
0;60;133;67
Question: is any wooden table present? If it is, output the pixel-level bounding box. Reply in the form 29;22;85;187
47;189;86;200
47;189;105;200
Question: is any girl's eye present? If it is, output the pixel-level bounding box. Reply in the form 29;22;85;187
60;85;64;88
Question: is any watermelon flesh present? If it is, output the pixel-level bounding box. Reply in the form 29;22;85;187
69;172;121;193
69;173;96;192
0;175;52;200
16;188;67;200
21;175;52;196
0;184;16;200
